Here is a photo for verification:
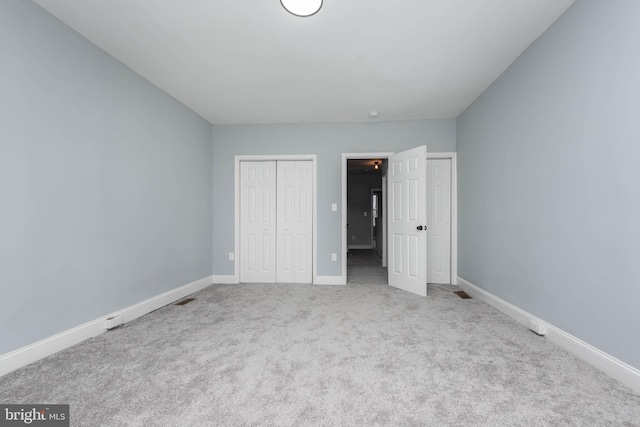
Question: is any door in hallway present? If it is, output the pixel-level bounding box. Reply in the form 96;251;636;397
427;158;452;284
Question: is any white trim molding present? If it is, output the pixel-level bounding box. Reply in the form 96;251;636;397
457;276;640;394
0;276;213;378
314;276;345;285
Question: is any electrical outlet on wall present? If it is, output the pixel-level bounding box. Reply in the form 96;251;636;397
229;252;234;261
331;253;337;262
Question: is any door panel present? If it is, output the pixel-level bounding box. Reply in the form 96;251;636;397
388;146;428;296
277;161;313;283
392;234;403;275
408;234;419;278
408;178;419;221
297;235;308;272
427;158;452;284
240;161;277;283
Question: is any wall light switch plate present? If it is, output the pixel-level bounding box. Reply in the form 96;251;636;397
229;252;234;261
331;253;337;262
331;203;337;212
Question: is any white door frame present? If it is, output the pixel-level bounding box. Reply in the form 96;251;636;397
427;152;458;285
342;152;394;285
234;155;318;284
382;175;387;268
342;151;458;286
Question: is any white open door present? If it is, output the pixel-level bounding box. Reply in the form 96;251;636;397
388;145;428;296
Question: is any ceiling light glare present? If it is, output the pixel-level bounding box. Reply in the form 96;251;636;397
281;0;323;17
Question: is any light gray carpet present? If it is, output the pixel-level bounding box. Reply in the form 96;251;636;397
1;283;639;426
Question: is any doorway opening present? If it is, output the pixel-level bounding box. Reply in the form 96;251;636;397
346;158;387;284
344;155;392;285
341;150;458;291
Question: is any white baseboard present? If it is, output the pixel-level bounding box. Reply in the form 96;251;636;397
457;276;640;394
314;276;345;285
212;275;237;284
0;275;213;378
215;275;344;285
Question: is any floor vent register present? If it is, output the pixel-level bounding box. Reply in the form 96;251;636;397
454;290;472;299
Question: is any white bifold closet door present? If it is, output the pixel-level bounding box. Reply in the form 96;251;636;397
277;161;313;284
240;161;312;284
240;161;277;283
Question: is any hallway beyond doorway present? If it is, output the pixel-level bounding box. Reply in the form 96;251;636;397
347;249;387;285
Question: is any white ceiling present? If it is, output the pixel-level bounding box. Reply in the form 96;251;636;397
33;0;574;125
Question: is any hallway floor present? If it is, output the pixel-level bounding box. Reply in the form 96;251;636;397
347;249;387;285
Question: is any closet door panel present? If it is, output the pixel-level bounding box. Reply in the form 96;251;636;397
277;161;313;283
240;161;277;283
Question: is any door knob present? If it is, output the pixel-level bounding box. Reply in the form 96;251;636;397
417;225;424;230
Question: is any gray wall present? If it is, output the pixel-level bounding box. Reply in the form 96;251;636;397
212;120;456;277
457;0;640;369
0;0;213;355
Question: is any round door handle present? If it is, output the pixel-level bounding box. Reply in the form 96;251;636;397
417;225;424;231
